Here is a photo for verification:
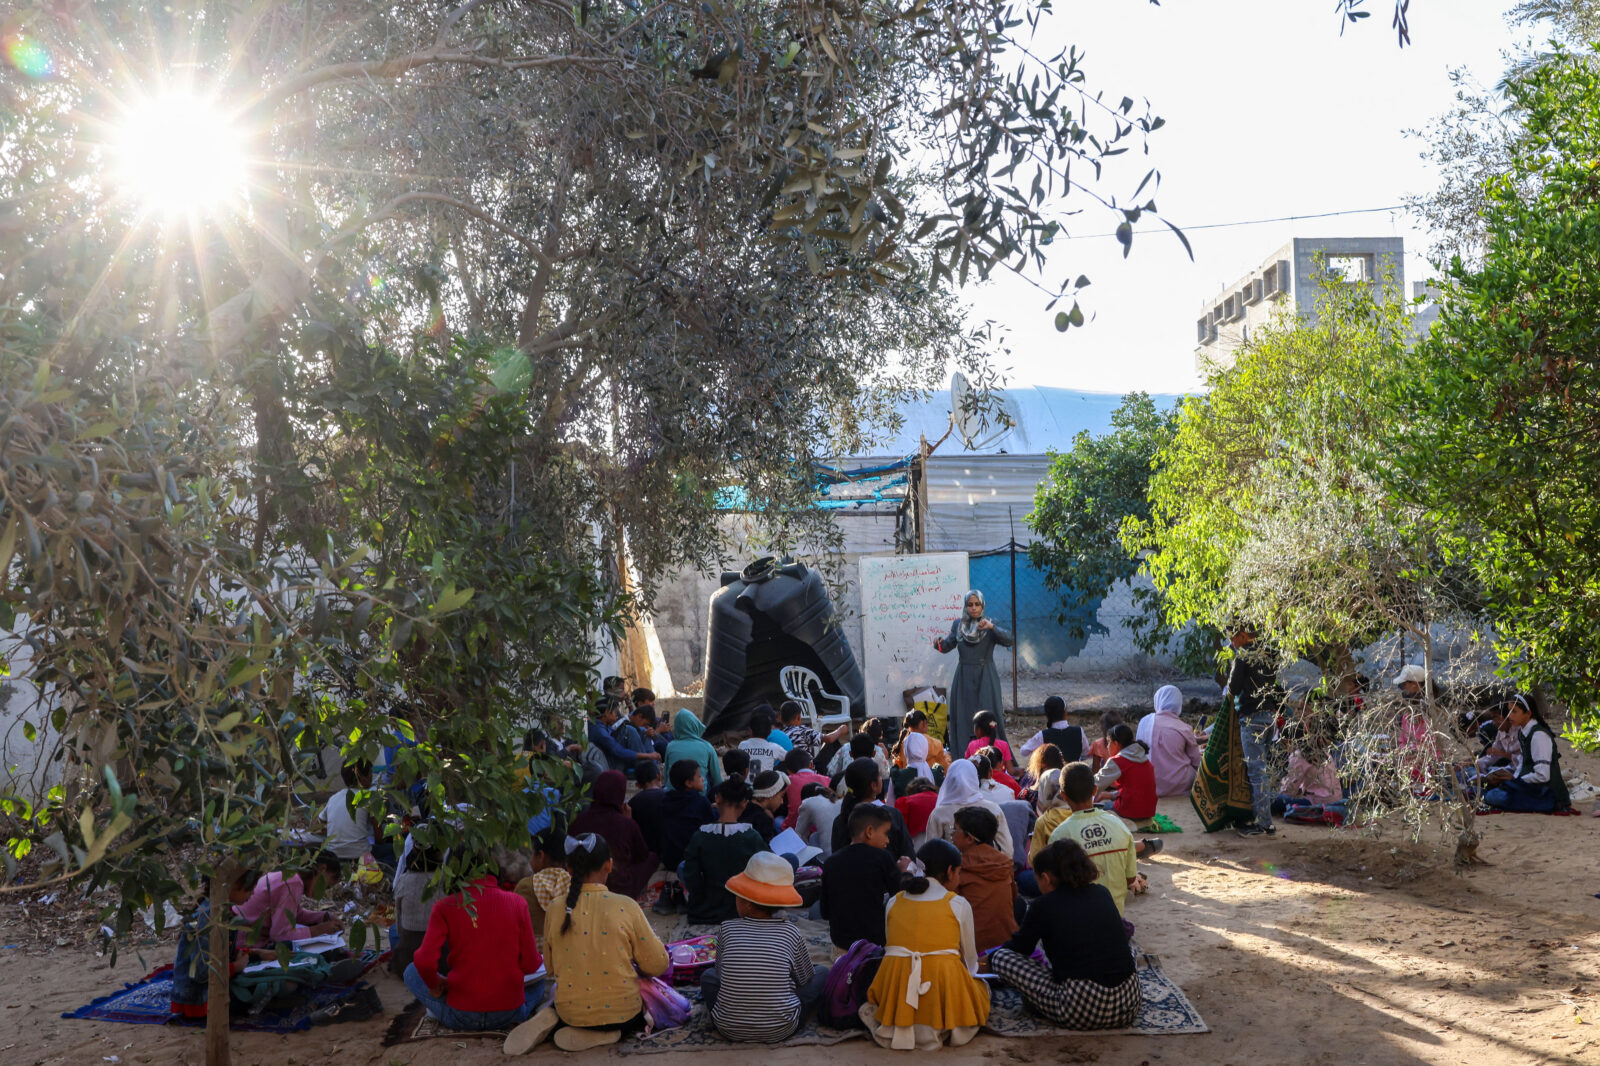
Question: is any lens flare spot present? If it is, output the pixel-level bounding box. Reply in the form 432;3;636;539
3;33;54;79
113;93;246;215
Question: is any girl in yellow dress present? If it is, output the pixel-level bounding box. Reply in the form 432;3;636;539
860;839;991;1049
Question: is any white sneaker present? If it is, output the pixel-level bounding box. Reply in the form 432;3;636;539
504;1005;560;1055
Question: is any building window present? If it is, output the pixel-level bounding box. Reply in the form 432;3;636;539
1326;255;1372;283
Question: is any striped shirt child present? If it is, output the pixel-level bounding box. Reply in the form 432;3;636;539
710;916;814;1042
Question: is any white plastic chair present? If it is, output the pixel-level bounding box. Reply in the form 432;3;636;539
779;665;852;730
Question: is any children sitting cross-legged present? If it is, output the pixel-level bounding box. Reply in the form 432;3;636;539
987;839;1141;1030
1094;723;1158;825
571;770;659;900
513;819;571;952
535;834;670;1052
820;803;904;950
701;852;832;1042
681;778;769;925
894;777;940;844
860;839;991;1050
974;746;1023;799
742;770;786;841
923;759;1015;859
829;757;916;859
1048;763;1146;916
1028;768;1072;865
405;853;546;1039
233;851;343;952
951;805;1018;951
171;867;258;1019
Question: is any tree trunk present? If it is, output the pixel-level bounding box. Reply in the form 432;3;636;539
205;860;241;1066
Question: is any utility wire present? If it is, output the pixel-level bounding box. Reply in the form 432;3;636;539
1070;203;1408;240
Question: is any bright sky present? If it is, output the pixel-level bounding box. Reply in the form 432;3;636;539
978;0;1524;393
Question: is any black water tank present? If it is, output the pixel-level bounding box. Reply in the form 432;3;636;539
701;557;866;736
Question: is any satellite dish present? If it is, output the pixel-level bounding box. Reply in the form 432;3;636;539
949;371;1022;451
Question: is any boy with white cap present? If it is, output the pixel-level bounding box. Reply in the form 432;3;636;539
700;853;831;1043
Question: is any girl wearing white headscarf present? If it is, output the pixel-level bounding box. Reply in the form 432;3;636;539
1139;684;1203;797
922;759;1014;859
902;730;935;784
935;590;1014;759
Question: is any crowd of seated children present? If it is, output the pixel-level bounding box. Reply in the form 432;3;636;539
830;757;916;859
663;709;722;791
951;806;1018;950
1047;764;1145;916
233;851;343;950
405;852;545;1038
538;835;670;1052
861;839;991;1050
965;710;1015;768
794;781;843;857
895;777;940;842
1087;712;1122;772
702;853;832;1043
171;867;258;1019
782;748;831;815
1019;696;1088;764
739;707;788;775
1093;724;1158;826
988;839;1141;1030
820;803;904;951
1136;685;1204;798
682;778;769;925
570;770;659;900
923;759;1015;859
587;697;661;777
742;771;785;841
1481;693;1571;812
513;821;570;952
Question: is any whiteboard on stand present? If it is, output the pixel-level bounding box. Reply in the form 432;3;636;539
859;552;970;720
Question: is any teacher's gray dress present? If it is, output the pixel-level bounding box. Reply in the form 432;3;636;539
935;621;1014;757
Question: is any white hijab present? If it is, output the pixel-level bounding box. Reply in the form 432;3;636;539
903;731;934;782
1138;684;1185;746
936;758;985;808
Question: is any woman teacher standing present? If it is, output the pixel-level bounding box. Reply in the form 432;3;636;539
935;590;1013;757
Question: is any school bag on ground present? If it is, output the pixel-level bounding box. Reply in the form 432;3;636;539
817;938;883;1029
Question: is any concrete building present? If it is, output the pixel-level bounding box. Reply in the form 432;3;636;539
1194;236;1406;373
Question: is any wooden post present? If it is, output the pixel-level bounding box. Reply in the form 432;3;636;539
205;860;241;1066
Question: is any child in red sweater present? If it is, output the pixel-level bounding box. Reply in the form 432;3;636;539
1094;723;1157;824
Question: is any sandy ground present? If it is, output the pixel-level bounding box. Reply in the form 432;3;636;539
5;748;1599;1066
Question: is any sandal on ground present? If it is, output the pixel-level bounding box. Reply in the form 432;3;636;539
554;1027;622;1052
505;1004;560;1055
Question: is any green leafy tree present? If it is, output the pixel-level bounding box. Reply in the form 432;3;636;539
1126;277;1473;689
1026;393;1211;669
1391;46;1600;735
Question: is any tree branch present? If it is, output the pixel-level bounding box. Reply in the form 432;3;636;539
253;48;620;112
